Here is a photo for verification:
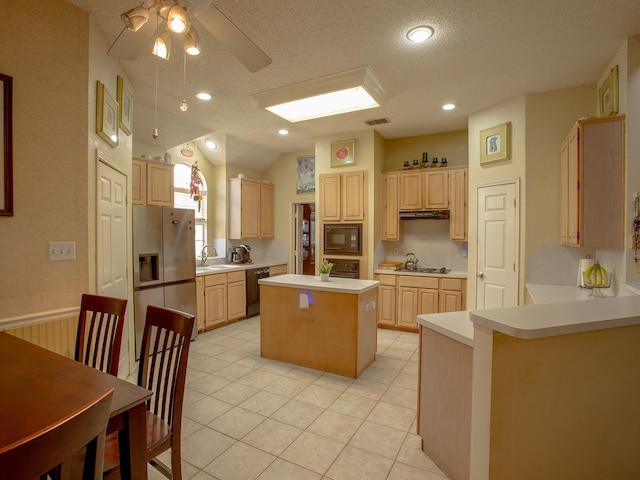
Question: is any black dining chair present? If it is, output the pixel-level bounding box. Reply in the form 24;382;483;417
103;305;194;480
75;294;127;376
0;388;114;480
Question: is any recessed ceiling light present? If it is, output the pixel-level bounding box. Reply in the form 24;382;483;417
442;103;456;111
196;92;211;100
205;139;217;149
278;129;289;135
407;26;434;43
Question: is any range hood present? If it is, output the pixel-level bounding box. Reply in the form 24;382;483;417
399;210;450;220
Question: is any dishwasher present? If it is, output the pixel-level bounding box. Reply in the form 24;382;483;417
246;266;270;317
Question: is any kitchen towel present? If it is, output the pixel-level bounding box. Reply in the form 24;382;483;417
577;258;595;287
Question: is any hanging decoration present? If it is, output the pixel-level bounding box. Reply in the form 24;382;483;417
190;161;203;212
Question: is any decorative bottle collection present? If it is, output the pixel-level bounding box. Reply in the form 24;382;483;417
403;152;448;170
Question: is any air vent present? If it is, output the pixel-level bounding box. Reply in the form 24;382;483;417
365;118;390;126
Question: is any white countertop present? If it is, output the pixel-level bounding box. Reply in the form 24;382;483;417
259;274;379;294
470;295;640;339
417;311;473;347
196;260;286;276
525;282;627;304
374;269;468;279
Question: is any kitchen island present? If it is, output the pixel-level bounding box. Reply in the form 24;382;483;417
259;274;379;378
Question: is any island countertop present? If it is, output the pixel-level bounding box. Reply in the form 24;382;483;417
417;311;473;347
259;274;379;294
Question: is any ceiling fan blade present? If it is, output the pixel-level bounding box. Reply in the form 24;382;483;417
196;5;272;73
107;19;157;60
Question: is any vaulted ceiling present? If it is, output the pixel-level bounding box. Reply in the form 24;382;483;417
65;0;640;170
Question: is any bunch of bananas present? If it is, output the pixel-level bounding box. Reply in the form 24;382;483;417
583;262;609;287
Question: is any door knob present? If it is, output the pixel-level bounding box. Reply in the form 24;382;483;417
476;272;484;278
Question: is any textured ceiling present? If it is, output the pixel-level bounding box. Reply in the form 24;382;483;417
65;0;640;170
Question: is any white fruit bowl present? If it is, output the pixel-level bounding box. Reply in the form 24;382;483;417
582;270;612;298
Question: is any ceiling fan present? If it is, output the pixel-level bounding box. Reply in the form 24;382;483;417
107;0;272;73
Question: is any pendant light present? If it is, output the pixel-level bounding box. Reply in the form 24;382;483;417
181;144;194;157
180;49;188;112
152;12;160;139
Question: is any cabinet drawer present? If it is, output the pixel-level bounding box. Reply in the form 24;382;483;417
228;270;246;283
204;273;226;287
375;274;397;286
398;275;439;289
440;278;464;291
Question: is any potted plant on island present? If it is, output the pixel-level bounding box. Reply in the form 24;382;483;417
318;259;334;282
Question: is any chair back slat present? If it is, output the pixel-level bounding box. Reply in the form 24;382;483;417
75;294;127;376
0;389;114;480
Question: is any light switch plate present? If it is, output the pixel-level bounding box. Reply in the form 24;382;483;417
49;241;76;261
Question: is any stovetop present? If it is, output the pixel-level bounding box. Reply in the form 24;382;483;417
400;267;451;274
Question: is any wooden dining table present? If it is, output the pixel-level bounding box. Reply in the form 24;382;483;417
0;331;152;479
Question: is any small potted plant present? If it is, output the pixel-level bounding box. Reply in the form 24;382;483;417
318;259;334;281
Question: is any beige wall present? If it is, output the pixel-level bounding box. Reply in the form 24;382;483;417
0;1;87;318
383;129;469;172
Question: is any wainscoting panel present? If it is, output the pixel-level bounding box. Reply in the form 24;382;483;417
3;313;78;359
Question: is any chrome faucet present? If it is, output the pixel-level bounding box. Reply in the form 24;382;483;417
200;244;217;266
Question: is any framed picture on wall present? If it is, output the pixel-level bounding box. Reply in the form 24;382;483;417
297;156;315;193
117;75;133;136
480;122;510;165
330;139;356;167
598;65;619;117
0;72;13;216
96;81;118;147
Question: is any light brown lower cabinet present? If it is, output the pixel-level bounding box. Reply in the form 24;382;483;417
375;273;466;332
198;270;246;331
269;264;288;276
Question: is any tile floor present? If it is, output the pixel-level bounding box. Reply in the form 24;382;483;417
146;316;450;480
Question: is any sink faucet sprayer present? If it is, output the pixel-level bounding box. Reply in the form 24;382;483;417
200;245;217;266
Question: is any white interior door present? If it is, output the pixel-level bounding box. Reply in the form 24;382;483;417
475;181;519;309
97;158;129;375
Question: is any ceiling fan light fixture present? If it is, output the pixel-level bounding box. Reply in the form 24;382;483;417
184;28;201;55
121;6;150;32
152;30;171;60
253;66;386;123
167;5;187;33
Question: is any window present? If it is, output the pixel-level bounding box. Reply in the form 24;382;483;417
173;163;207;255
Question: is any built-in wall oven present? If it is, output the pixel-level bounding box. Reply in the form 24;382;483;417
324;223;362;256
326;258;360;279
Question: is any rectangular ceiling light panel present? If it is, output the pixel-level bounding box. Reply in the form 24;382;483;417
253;66;386;123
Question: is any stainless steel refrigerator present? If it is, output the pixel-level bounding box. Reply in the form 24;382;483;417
133;205;197;358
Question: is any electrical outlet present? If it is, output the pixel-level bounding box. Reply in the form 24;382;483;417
49;241;76;261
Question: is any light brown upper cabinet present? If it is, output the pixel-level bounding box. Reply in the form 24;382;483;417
229;178;275;239
319;171;366;222
560;115;624;248
399;170;449;211
381;172;400;241
132;157;174;206
449;167;468;241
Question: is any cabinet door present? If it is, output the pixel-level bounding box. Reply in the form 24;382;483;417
449;167;468;241
418;289;439;316
260;183;274;238
440;290;463;313
320;174;341;221
564;124;580;246
424;170;449;209
342;171;365;221
227;280;246;320
132;159;146;205
382;173;400;241
205;284;227;327
397;286;419;329
196;277;205;332
399;172;423;210
241;180;261;239
146;162;174;206
377;285;397;327
560;138;570;244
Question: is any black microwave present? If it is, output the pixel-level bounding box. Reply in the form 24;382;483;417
324;224;362;255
